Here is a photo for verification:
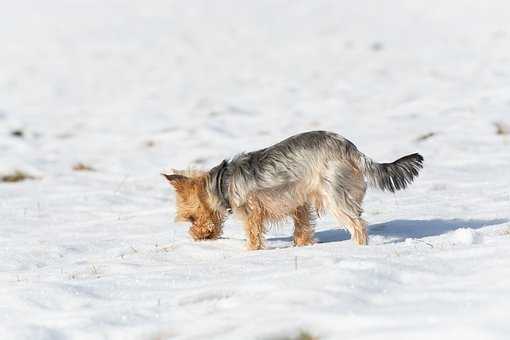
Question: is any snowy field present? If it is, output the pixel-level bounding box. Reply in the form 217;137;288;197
1;0;510;339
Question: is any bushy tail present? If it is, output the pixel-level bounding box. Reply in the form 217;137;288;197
356;152;424;192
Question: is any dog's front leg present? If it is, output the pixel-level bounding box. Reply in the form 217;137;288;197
292;204;315;246
242;208;266;250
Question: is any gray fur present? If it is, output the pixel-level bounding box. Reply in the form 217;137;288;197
206;131;423;236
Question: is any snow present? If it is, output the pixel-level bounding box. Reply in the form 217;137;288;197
448;228;482;246
1;0;510;339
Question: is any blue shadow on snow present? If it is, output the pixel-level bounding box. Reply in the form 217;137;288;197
268;218;508;244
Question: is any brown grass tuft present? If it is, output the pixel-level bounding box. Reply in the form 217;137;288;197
1;170;36;183
72;163;96;172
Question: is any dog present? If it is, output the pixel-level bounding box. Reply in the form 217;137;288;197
162;131;423;250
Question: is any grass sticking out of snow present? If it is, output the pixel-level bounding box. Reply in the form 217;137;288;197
72;163;96;172
494;122;510;135
1;170;36;183
270;330;319;340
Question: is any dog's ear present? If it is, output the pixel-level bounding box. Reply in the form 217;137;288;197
170;168;185;176
161;173;191;190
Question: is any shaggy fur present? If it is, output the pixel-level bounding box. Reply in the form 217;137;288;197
162;131;424;250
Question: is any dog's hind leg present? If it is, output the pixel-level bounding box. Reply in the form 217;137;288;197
326;162;368;245
340;212;368;246
330;199;368;246
292;204;315;246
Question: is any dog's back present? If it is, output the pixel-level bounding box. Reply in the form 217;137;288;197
231;130;420;186
224;130;422;216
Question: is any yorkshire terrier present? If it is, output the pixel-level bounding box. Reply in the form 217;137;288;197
162;131;423;250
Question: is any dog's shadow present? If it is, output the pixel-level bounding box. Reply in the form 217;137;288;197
268;218;508;244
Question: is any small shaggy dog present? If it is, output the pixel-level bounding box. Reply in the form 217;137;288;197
162;131;423;250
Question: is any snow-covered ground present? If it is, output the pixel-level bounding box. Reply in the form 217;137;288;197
1;1;510;339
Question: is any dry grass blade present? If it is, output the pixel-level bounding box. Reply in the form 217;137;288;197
72;163;96;172
415;132;436;142
295;330;318;340
273;330;319;340
10;129;24;138
1;170;36;183
494;121;510;135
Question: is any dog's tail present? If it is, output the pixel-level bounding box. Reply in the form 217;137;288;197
348;146;424;192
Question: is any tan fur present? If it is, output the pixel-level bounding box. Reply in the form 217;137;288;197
292;204;315;246
163;173;225;241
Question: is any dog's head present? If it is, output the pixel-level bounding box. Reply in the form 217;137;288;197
162;170;225;240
